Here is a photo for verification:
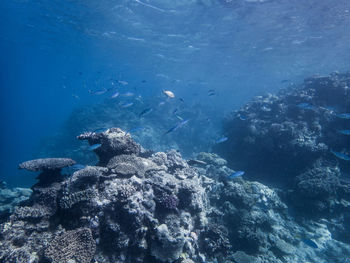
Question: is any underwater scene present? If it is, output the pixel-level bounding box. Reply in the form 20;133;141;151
1;0;350;262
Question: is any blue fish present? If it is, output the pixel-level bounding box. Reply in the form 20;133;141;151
228;171;245;179
121;92;134;97
89;88;108;95
120;102;134;108
338;130;350;135
164;119;189;135
301;238;318;249
330;150;350;161
139;108;153;118
215;137;228;144
238;114;247;121
110;91;119;98
337;113;350;119
89;143;102;150
297;102;315;110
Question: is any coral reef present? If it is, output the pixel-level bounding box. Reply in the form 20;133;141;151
1;127;350;262
216;72;350;187
215;72;350;245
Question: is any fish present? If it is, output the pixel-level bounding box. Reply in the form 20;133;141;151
187;159;207;166
118;80;128;85
330;150;350;161
72;94;80;99
301;238;318;249
338;130;350;135
297;102;315;110
208;90;216;96
163;90;175;98
164;119;189;135
172;108;178;115
89;144;102;150
228;171;245;179
238;114;247;121
215;137;228;144
139;108;153;118
337;113;350;119
110;91;119;98
121;92;134;97
89;88;108;95
175;115;183;121
120;102;134;108
179;98;185;103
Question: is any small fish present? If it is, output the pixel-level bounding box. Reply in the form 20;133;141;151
281;79;289;83
93;128;108;133
338;130;350;135
89;88;108;95
330;150;350;161
164;119;189;135
121;92;134;97
172;108;178;115
228;171;245;179
208;90;216;96
120;102;134;108
297;102;315;110
139;108;153;118
89;143;102;150
215;137;228;144
159;101;166;106
175;115;183;121
163;90;175;98
337;113;350;119
238;114;247;121
187;159;207;166
179;98;184;103
118;80;128;85
301;238;318;249
72;94;80;99
110;91;119;98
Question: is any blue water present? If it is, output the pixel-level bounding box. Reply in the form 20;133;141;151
1;0;350;187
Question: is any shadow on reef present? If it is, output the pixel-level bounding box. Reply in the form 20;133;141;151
215;71;350;243
1;127;350;263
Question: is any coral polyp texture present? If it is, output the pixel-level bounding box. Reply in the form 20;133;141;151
1;124;350;262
